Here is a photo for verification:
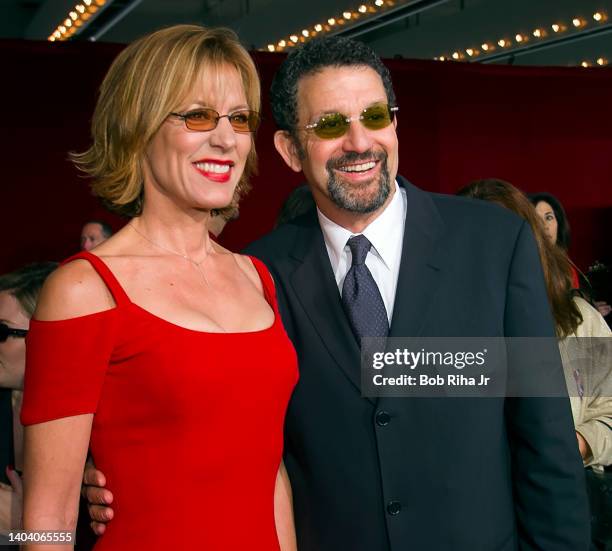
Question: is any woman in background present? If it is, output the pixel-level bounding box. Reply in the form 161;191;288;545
530;192;611;324
459;179;612;549
21;25;297;551
458;179;612;466
0;262;56;539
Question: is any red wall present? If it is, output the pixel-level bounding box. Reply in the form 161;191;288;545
1;40;610;273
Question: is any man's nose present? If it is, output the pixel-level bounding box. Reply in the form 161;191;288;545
341;119;373;154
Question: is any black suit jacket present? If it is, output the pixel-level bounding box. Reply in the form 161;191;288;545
246;178;589;551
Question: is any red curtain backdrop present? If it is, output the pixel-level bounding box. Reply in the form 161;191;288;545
1;39;610;274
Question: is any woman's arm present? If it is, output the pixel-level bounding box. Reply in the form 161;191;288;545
23;415;93;550
274;460;297;551
22;261;114;550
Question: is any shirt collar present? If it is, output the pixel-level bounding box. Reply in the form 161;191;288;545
317;180;405;271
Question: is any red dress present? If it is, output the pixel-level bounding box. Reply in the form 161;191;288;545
21;252;298;550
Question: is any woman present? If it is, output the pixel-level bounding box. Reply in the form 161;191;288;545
21;26;298;550
0;262;56;540
458;179;612;466
528;191;584;290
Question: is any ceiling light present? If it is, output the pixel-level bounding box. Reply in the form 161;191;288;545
593;12;604;21
551;24;560;32
597;57;607;65
375;0;384;6
343;11;352;19
302;29;309;37
581;61;589;67
533;28;543;37
278;39;286;47
481;43;490;51
314;23;323;32
328;18;336;25
76;4;85;13
515;34;524;42
452;51;460;59
358;4;367;13
267;44;275;51
465;48;474;56
290;34;298;42
572;18;583;27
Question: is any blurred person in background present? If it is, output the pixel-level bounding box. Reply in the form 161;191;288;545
460;179;612;549
80;221;113;252
274;185;315;228
529;192;611;320
0;262;57;539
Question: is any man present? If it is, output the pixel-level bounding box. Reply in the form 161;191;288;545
80;220;113;251
85;37;589;550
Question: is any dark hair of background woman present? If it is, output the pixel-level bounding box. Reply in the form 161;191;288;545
527;192;572;251
457;179;582;337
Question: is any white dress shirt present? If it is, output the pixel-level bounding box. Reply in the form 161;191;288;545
317;181;407;325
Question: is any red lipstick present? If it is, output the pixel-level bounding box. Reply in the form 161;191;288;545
192;159;235;183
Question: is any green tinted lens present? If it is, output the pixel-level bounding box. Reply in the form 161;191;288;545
361;104;393;130
184;109;218;131
314;113;350;139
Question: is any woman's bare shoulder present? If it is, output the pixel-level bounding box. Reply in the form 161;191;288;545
34;259;116;321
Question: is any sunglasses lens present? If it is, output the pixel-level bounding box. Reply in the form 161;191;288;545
361;104;394;130
314;113;349;139
184;109;218;131
0;324;9;343
229;111;260;132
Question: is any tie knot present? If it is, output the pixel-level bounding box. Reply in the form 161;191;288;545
347;234;372;266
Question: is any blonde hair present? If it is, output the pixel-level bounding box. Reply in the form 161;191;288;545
71;25;260;218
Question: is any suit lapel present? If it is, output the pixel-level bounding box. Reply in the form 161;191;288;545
287;178;446;401
390;177;445;338
288;213;369;401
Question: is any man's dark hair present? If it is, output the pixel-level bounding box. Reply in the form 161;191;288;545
270;36;396;137
86;220;114;238
0;262;58;318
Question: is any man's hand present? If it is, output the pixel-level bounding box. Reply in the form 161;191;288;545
0;466;23;533
82;462;114;536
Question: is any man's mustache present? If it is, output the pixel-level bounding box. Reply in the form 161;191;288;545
326;150;387;171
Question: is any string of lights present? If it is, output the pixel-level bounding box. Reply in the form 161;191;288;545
435;10;609;65
48;0;109;42
263;0;394;52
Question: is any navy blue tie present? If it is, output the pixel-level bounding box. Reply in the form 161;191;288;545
341;235;389;342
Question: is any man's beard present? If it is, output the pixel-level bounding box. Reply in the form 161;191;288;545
325;150;391;214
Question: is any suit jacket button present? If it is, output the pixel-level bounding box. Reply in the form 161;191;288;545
387;500;401;515
375;411;391;426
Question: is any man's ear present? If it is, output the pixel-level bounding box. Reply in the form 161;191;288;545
274;130;303;173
